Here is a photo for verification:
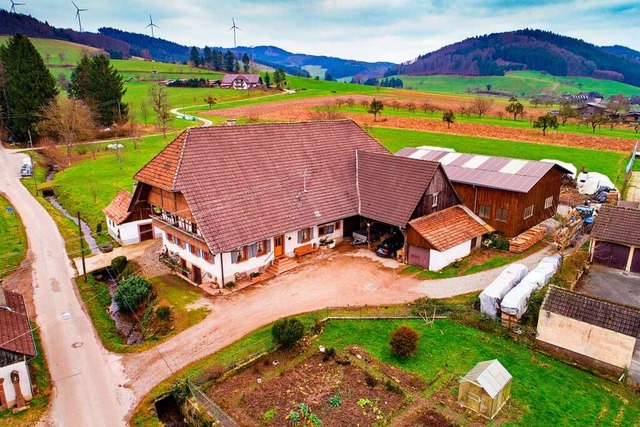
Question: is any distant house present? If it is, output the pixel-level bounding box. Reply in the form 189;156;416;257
0;289;37;411
575;102;609;119
458;359;512;419
219;74;263;89
396;148;568;237
103;189;159;246
572;92;603;103
589;205;640;272
537;286;640;381
622;111;640;124
127;120;481;286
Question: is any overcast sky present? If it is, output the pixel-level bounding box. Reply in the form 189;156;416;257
12;0;640;63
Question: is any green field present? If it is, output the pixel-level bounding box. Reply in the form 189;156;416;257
368;127;629;186
319;319;640;426
0;193;27;278
0;35;101;67
401;70;640;98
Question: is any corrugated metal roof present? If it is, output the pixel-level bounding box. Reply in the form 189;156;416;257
460;359;512;398
397;148;566;193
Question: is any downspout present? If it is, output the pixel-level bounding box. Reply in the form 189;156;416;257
219;252;225;289
400;226;407;265
355;149;361;214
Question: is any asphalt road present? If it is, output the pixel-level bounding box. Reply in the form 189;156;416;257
0;145;132;426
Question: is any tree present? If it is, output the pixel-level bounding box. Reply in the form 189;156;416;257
506;96;524;120
264;71;271;88
389;325;420;358
271;317;304;348
140;102;149;125
606;94;630;116
442;109;455;128
0;34;58;140
558;100;575;125
367;98;383;121
37;96;95;165
223;51;235;72
273;68;286;88
471;97;493;118
68;54;127;126
57;51;66;64
203;46;213;68
533;113;559;136
485;83;492;92
204;94;216;109
459;105;471;118
148;84;172;137
584;111;607;133
56;73;69;90
530;96;542;108
189;46;200;67
241;53;250;73
114;275;151;313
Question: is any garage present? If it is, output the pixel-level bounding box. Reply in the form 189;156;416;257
408;245;430;268
590;205;640;272
631;249;640;273
593;241;630;270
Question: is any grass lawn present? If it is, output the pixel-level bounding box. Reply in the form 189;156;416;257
0;193;27;278
0;35;101;67
76;272;210;353
319;319;640;426
368;127;629;186
400;70;640;98
0;326;51;427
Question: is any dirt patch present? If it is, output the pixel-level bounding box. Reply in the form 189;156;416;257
206;346;424;426
1;253;36;317
395;406;456;427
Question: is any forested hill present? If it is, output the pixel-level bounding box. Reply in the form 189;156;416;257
387;29;640;87
98;27;191;62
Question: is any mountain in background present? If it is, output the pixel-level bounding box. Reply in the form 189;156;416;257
387;29;640;87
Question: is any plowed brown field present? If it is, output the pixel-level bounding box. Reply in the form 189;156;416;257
206;95;634;153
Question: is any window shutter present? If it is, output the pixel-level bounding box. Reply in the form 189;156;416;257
297;230;303;243
310;228;315;239
266;239;272;252
231;251;239;264
248;243;257;258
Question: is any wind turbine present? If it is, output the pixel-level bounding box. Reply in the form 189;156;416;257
146;14;159;38
10;0;26;14
72;1;87;33
229;18;241;48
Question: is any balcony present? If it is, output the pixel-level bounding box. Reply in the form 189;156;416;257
151;209;205;243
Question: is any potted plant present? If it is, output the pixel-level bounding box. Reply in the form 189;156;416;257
319;236;335;250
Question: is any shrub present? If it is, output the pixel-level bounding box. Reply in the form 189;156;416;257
110;256;128;275
119;263;135;280
114;275;151;313
389;325;420;358
155;306;171;321
271;317;304;348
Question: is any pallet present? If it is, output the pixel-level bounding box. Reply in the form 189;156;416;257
509;225;546;253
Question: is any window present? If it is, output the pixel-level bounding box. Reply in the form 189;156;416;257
495;207;508;222
432;192;439;208
183;242;191;252
335;221;341;230
166;232;173;242
236;246;248;263
544;196;553;209
478;204;491;219
190;244;197;255
298;227;313;243
257;240;268;256
524;204;534;219
318;223;335;236
172;235;180;246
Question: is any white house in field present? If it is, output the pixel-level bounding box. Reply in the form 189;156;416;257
128;120;487;287
103;189;158;246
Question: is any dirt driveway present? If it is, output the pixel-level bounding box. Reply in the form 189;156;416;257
123;246;551;407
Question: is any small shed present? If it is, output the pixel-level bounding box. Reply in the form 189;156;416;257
458;359;512;419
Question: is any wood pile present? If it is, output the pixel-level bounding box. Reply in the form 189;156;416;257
606;190;619;205
509;226;546;253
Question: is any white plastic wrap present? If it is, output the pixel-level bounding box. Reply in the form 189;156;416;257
480;264;529;318
540;159;577;179
577;172;616;194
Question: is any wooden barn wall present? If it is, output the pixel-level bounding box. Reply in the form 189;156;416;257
144;185;193;220
519;168;563;233
410;167;460;220
406;226;433;249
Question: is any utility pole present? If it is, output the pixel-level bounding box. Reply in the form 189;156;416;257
78;211;87;282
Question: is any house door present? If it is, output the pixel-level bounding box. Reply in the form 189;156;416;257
138;223;154;241
274;235;284;257
192;266;202;285
408;245;430;269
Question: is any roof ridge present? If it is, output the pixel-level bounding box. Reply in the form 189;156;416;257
546;285;640;313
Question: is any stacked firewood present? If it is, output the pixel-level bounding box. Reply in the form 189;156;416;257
509;226;546;253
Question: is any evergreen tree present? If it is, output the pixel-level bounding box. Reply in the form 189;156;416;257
223;51;235;72
0;34;57;140
213;49;223;71
264;71;271;88
241;53;250;73
203;46;213;68
189;46;200;66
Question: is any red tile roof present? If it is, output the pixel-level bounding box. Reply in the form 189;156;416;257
135;121;390;253
408;205;488;251
591;205;640;247
0;290;36;358
221;74;263;85
358;151;440;226
102;190;133;225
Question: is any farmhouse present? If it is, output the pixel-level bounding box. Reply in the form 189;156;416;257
622;111;640;124
0;289;36;410
219;73;263;89
128;120;486;287
537;286;640;381
589;204;640;271
103;189;158;246
396;148;567;237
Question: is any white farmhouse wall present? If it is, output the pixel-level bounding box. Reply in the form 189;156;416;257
0;361;32;407
429;240;471;271
537;310;636;369
105;216;157;246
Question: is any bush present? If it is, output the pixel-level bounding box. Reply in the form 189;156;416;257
389;325;420;358
110;256;128;275
119;263;135;280
114;275;151;313
156;306;171;321
271;317;304;348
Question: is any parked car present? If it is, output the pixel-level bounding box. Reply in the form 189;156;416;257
19;164;32;177
351;223;392;245
375;234;404;258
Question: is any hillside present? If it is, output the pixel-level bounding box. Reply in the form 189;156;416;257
388;29;640;87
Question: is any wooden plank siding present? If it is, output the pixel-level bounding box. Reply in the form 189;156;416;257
153;218;210;254
453;168;563;237
407;226;433;249
410;167;460;220
141;184;194;221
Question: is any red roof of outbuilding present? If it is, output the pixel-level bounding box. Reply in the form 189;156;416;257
102;190;133;225
0;290;36;358
408;205;488;251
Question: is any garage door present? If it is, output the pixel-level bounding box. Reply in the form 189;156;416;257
138;223;154;241
408;245;430;269
593;241;630;270
631;248;640;273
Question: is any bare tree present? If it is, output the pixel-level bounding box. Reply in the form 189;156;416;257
405;101;416;113
140;102;149;126
390;100;400;111
56;73;69;90
471;97;493;118
459;105;472;119
45;52;51;64
309;101;346;120
37;97;96;166
57;51;66;64
346;97;355;108
606;94;630;116
558;100;576;125
148;85;172;137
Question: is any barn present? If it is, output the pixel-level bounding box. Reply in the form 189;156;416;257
396;148;568;237
103;189;159;246
589;205;640;271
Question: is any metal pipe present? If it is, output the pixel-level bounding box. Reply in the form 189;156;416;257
219;252;225;289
